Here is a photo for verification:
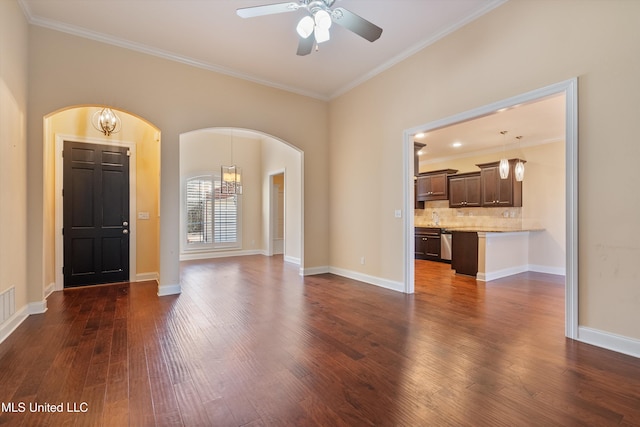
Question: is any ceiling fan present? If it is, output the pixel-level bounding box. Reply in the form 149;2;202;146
236;0;383;56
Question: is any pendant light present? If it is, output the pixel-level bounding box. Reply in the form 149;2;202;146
514;135;525;182
221;131;243;195
92;107;121;136
499;130;509;179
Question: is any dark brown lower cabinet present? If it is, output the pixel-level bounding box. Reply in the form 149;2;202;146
415;228;441;261
451;231;478;276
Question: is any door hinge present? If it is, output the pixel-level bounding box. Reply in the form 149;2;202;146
62;188;64;197
127;150;131;157
62;227;64;235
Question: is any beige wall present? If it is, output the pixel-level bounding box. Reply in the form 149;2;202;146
43;107;160;287
329;0;640;340
0;0;28;309
27;26;329;296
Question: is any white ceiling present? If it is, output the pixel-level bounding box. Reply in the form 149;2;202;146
19;0;564;157
416;94;566;163
19;0;506;100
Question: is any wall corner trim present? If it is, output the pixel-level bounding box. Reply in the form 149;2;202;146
28;300;48;315
578;326;640;359
301;266;330;276
157;284;181;297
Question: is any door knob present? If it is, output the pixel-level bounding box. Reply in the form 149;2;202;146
123;229;129;235
123;221;129;226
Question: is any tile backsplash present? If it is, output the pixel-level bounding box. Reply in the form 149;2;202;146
415;201;523;228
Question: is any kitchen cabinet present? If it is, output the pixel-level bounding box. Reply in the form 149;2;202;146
451;231;478;276
415;227;441;261
416;169;458;202
448;172;481;208
477;159;524;207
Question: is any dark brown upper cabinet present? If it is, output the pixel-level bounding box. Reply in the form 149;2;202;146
476;159;525;207
448;172;481;208
416;169;458;202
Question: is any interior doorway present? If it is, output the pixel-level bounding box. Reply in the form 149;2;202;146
47;106;161;293
403;78;578;339
270;172;285;256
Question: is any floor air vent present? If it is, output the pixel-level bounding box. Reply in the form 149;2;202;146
0;287;16;324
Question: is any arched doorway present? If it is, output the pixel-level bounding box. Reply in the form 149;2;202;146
178;128;303;268
43;106;161;291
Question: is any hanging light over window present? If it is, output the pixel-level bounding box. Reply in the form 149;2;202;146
221;131;243;195
499;130;509;179
92;107;121;136
514;135;525;181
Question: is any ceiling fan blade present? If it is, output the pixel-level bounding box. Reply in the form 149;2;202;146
296;36;314;56
332;7;383;42
237;2;301;19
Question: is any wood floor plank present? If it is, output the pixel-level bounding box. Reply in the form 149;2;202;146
0;257;639;426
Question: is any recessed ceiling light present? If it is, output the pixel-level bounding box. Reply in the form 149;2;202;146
452;142;462;148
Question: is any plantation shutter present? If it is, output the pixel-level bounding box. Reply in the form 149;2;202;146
186;176;238;247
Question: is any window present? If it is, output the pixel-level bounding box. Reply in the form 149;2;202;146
185;175;239;248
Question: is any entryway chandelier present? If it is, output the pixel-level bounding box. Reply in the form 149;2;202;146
91;107;121;136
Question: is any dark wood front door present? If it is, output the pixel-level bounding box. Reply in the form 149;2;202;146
63;141;130;287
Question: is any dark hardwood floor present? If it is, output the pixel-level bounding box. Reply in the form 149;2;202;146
1;256;639;426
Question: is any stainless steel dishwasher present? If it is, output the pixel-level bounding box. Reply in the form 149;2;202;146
440;229;452;262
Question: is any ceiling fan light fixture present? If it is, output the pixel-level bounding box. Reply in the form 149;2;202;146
314;26;330;43
296;15;314;38
314;9;332;30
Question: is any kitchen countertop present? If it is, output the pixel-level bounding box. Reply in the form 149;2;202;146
416;225;544;233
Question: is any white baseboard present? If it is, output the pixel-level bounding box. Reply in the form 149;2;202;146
477;265;528;282
301;265;330;276
180;249;265;261
0;299;47;345
578;326;640;359
157;283;181;296
136;272;159;283
528;264;566;276
329;267;404;293
283;255;300;265
477;264;566;282
0;305;28;345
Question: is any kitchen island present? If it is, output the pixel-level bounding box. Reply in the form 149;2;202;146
443;227;544;281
